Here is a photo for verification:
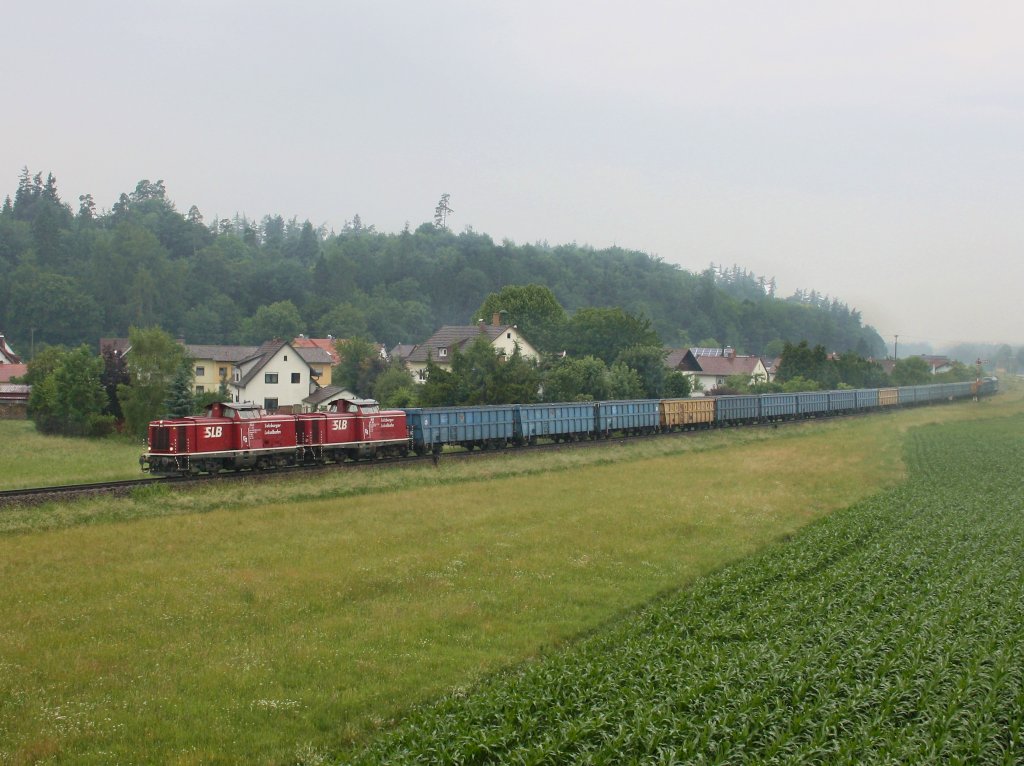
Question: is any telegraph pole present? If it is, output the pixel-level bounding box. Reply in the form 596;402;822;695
893;334;899;360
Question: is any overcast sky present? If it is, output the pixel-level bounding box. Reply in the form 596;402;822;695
4;1;1022;350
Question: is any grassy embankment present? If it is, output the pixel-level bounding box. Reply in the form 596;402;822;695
0;388;1020;764
0;420;143;490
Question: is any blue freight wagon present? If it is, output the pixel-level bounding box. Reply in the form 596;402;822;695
761;393;797;420
898;386;917;406
945;382;972;400
715;395;760;425
403;405;516;454
595;400;660;435
796;391;830;416
828;390;857;413
855;388;879;410
514;402;596;444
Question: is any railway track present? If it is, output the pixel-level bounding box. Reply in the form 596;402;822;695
0;408;884;508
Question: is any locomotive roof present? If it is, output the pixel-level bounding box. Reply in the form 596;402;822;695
326;396;382;413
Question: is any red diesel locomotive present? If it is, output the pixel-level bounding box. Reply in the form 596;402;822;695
141;398;409;475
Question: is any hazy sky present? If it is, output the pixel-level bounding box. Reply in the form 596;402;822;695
5;2;1022;350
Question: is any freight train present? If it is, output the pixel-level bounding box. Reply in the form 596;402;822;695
140;379;999;476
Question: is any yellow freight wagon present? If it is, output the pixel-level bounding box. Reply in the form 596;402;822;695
878;388;899;407
660;398;715;430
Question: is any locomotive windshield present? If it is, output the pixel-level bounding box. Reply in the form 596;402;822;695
204;402;263;420
329;398;380;414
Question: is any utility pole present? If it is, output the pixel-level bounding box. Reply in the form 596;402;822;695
893;334;899;360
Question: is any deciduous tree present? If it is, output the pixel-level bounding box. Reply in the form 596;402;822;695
118;327;190;437
475;285;567;353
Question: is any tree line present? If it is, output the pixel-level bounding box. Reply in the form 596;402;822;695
1;169;887;359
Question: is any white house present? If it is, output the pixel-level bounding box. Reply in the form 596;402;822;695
229;340;319;412
0;334;20;365
404;315;539;383
667;347;768;394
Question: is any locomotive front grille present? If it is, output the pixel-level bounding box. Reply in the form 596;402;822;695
152;427;171;451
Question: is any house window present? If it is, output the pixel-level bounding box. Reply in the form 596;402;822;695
195;366;205;376
196;385;205;394
284;355;288;361
264;398;278;411
507;333;511;339
219;367;227;379
265;373;278;384
417;368;427;381
439;348;448;358
291;372;300;384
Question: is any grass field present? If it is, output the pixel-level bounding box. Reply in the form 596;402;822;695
0;420;144;490
0;390;1020;764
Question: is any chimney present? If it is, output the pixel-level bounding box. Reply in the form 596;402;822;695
724;346;735;359
492;312;502;327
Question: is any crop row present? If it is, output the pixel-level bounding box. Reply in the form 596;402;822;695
347;416;1024;764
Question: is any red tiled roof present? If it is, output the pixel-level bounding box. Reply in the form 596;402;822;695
692;356;762;376
292;337;341;365
664;348;689;369
0;364;28;383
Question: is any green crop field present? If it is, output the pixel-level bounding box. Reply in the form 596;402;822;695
349;414;1024;764
0;390;1020;764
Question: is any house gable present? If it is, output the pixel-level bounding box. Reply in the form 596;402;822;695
229;340;317;410
404;323;538;383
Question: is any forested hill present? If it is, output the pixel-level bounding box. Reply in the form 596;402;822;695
0;171;885;358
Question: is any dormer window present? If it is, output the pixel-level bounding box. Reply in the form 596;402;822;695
439;348;448;358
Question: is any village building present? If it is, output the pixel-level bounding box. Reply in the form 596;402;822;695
919;355;955;375
666;347;768;394
185;344;257;396
229;340;320;412
403;314;539;383
0;334;29;418
0;334;21;365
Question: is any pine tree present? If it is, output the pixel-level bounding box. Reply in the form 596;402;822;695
164;359;197;418
433;193;453;229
